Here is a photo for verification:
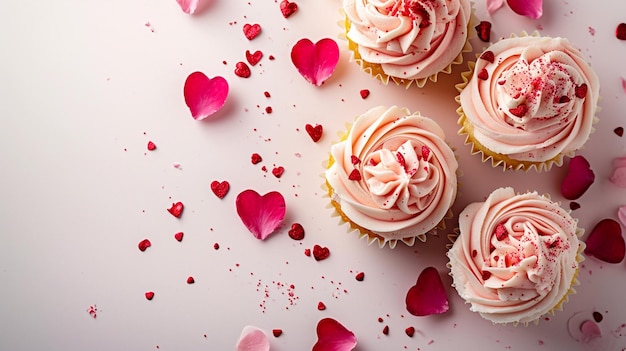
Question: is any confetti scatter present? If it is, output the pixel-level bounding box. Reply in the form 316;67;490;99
86;305;98;319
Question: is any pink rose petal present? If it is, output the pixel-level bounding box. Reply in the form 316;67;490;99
561;155;595;200
507;0;542;19
405;266;449;316
183;72;229;120
176;0;199;14
235;190;286;240
290;38;340;86
584;218;625;264
487;0;505;14
236;326;270;351
312;318;357;351
580;320;602;342
610;157;626;188
618;206;626;228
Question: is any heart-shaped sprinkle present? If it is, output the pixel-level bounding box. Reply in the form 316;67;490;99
305;123;323;142
475;21;491;42
575;83;588;98
246;50;263;66
355;272;365;281
317;301;326;310
235;61;251;78
251;153;263;164
184;72;229;120
138;239;151;252
480;50;495;63
272;166;284;178
147;141;156;151
243;23;261;40
236;326;270;351
288;223;305;240
615;127;624;137
304;248;311;256
477;68;489;80
279;0;298;18
405;266;449;316
561;155;595;200
174;232;184;242
176;0;199;14
210;180;230;199
584;218;625;263
348;169;362;181
313;244;330;261
145;291;155;300
405;327;415;337
359;89;370;99
291;38;340;86
312;318;357;351
235;190;286;240
187;276;195;284
272;329;282;337
610;157;626;188
509;104;528;117
616;23;626;40
168;202;184;218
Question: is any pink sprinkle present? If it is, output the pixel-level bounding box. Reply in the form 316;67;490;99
588;26;595;36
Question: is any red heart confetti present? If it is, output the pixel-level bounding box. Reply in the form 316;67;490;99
359;89;370;99
584;218;625;263
210;180;230;199
187;276;195;284
291;38;340;86
167;202;184;218
509;104;528;117
145;291;155;300
405;266;449;316
272;329;283;337
313;244;330;261
288;223;305;240
575;83;588;98
147;141;156;151
477;68;489;80
138;239;151;252
616;23;626;40
615;127;624;137
234;61;251;78
174;232;184;242
317;301;326;311
246;50;263;66
235;190;286;240
243;23;261;40
304;248;311;256
312;318;357;351
183;72;229;120
480;50;495;63
305;123;323;142
251;153;263;164
279;0;298;18
475;21;491;42
561;155;595;200
355;272;365;281
272;166;284;178
348;169;362;181
405;326;415;337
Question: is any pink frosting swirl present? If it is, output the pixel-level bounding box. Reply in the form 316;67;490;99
459;35;599;163
326;106;457;241
343;0;471;80
448;187;582;324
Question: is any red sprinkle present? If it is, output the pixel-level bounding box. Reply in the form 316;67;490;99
317;301;326;310
251;153;263;164
243;23;261;40
246;50;263;66
616;23;626;40
288;223;305;240
264;91;271;98
355;272;365;281
475;21;491;42
305;123;323;142
405;326;415;337
615;127;624;137
138;239;151;252
313;244;330;261
147;141;156;151
494;223;508;241
234;61;251;78
145;291;155;300
575;83;588;98
482;271;492;281
351;155;361;165
477;68;489;80
187;276;195;284
210;180;230;199
304;248;311;256
272;166;284;178
348;169;362;181
570;202;581;210
382;325;389;335
509;104;528;117
213;242;220;250
359;89;370;99
479;50;495;63
167;202;184;218
265;106;273;114
280;0;298;18
174;232;184;242
272;329;283;337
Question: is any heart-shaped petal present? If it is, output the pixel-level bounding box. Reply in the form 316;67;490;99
584;218;625;264
176;0;199;14
184;72;229;120
405;266;449;316
610;157;626;188
561;155;595;200
507;0;542;19
290;38;340;86
236;190;286;240
312;318;357;351
236;326;270;351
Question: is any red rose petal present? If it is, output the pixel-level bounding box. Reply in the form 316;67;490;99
561;155;595;200
291;38;340;86
279;0;298;18
235;62;251;78
288;223;305;240
138;239;151;252
405;266;449;316
305;123;323;142
272;166;284;178
616;23;626;40
245;50;263;66
243;23;261;40
174;232;184;242
167;202;184;218
147;141;156;151
312;318;357;351
184;72;229;120
359;89;370;99
584;218;625;263
145;291;155;300
313;244;330;261
235;190;286;240
251;153;263;164
474;21;491;42
210;180;230;199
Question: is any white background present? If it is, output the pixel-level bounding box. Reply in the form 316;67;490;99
1;0;626;350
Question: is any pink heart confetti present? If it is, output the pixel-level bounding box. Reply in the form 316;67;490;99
584;218;625;264
561;155;595;200
312;318;357;351
405;266;449;316
609;156;626;188
176;0;199;14
236;326;270;351
183;72;229;120
290;38;340;86
235;190;286;240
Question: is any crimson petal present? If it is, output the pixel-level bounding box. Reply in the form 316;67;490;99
561;155;595;200
235;190;286;240
290;38;340;86
176;0;199;14
312;318;357;351
507;0;542;19
584;218;625;264
235;326;270;351
406;266;449;316
183;72;229;120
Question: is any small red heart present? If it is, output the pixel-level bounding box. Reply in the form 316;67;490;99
210;180;230;199
616;23;626;40
147;141;156;151
234;61;251;78
243;23;261;40
280;0;298;18
359;89;370;99
355;272;365;281
477;68;489;80
174;232;184;242
348;169;362;181
305;123;323;142
317;301;326;310
475;21;491;42
480;50;495;63
575;83;588;98
313;244;330;261
405;326;415;337
304;248;311;256
245;50;263;66
272;329;283;337
251;153;262;164
167;202;184;218
288;223;305;240
584;218;625;263
187;276;195;284
138;239;151;252
145;291;155;300
272;166;284;178
509;104;528;117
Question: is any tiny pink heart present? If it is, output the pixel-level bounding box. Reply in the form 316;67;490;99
235;190;286;240
312;318;357;351
405;266;449;316
290;38;340;86
561;155;595;200
584;218;625;263
183;71;229;120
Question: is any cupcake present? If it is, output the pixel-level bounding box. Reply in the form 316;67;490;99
342;0;473;88
456;32;600;171
447;187;584;325
325;106;458;248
